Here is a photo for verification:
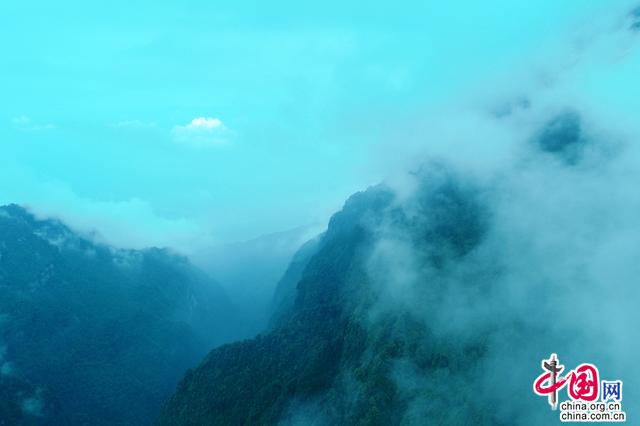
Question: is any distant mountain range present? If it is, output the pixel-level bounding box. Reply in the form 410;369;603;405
191;224;324;337
0;205;237;425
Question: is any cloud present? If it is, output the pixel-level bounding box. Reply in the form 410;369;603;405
187;117;225;129
290;5;640;424
25;191;215;254
363;2;640;185
172;117;232;147
11;115;54;130
0;163;217;253
357;106;640;424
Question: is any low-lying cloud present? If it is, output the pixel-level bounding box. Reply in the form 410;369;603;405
0;165;215;253
353;6;640;424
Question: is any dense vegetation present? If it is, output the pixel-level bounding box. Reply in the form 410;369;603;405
0;205;235;425
156;174;497;425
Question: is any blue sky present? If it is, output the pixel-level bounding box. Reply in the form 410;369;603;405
1;0;637;251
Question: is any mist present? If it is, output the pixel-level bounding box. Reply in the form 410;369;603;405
3;0;635;256
270;5;640;424
352;8;640;424
2;1;639;425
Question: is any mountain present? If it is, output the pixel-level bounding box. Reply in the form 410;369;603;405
0;205;236;425
267;234;323;330
191;224;323;337
156;178;484;425
157;111;634;425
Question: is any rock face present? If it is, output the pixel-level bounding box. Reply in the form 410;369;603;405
0;205;235;425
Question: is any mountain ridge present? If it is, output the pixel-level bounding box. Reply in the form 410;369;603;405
0;204;237;425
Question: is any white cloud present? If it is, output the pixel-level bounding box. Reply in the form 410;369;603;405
25;192;215;254
0;163;217;254
187;117;224;129
172;117;231;147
